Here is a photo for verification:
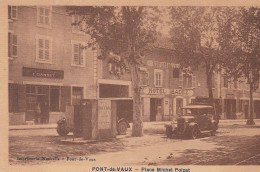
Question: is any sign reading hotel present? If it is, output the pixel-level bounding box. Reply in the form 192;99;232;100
98;99;112;130
172;89;194;96
23;67;64;79
147;60;180;69
143;87;170;95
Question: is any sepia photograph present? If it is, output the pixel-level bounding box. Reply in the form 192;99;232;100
1;0;260;171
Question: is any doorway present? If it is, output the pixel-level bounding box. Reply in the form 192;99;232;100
176;98;183;115
150;98;162;121
254;100;260;119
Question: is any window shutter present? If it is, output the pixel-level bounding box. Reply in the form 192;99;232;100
12;6;17;19
192;75;196;88
61;86;71;112
179;72;183;88
38;39;44;59
8;6;11;19
45;40;49;60
45;8;50;25
73;44;79;64
12;34;17;56
79;44;83;65
8;33;12;57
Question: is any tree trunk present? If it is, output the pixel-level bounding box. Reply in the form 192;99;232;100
130;63;143;137
247;81;255;125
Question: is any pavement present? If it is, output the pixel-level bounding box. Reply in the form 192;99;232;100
9;119;260;130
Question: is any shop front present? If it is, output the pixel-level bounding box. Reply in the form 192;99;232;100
9;67;86;125
141;87;170;122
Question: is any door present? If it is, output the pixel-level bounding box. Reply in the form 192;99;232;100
150;99;156;121
244;104;249;119
176;98;183;115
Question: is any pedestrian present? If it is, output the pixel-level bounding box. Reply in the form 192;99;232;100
35;102;41;124
40;100;49;124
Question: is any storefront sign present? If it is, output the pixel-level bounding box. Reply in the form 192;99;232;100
143;87;170;95
98;100;111;130
172;89;194;96
23;67;64;79
147;60;180;69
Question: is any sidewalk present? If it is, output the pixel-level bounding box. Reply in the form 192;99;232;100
9;123;57;130
8;119;260;130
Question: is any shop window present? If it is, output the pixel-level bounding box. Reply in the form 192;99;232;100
72;87;83;105
8;33;18;58
8;83;18;112
71;41;85;66
50;86;60;112
37;6;52;28
36;35;52;64
154;69;163;87
139;70;149;86
8;6;17;20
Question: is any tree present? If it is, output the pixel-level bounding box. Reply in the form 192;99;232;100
222;7;260;125
67;6;160;136
168;7;238;121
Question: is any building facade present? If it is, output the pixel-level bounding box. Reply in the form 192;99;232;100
8;6;260;125
8;6;98;125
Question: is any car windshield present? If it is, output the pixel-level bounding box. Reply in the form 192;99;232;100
182;108;213;115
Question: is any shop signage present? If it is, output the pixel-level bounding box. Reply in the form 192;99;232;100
98;99;111;130
172;89;194;96
23;67;64;79
147;60;180;69
143;87;170;95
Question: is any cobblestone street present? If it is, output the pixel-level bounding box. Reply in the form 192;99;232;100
9;120;260;166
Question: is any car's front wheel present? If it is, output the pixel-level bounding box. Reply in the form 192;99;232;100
117;121;128;135
190;126;199;139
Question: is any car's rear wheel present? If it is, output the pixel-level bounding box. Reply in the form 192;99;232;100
57;123;69;136
117;121;128;135
190;126;199;139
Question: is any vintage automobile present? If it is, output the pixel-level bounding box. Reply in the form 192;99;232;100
165;104;219;139
57;117;130;136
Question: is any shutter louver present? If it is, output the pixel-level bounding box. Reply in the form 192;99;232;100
12;35;17;56
45;40;49;60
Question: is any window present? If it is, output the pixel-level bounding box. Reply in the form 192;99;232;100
173;68;179;78
139;69;149;86
71;14;85;33
37;6;52;28
180;72;196;89
154;69;163;87
71;41;85;66
72;87;83;105
50;86;60;112
8;33;18;58
8;6;17;20
36;35;52;63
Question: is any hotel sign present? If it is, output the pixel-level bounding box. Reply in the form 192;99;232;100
143;87;170;95
23;67;64;79
172;89;194;96
147;60;180;69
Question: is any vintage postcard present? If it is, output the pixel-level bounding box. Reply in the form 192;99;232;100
1;0;260;172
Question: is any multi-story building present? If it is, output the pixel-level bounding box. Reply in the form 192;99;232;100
8;6;260;125
8;6;98;125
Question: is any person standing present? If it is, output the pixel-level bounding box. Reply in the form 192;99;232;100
35;102;41;124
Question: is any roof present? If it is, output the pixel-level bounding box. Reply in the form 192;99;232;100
182;105;213;109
